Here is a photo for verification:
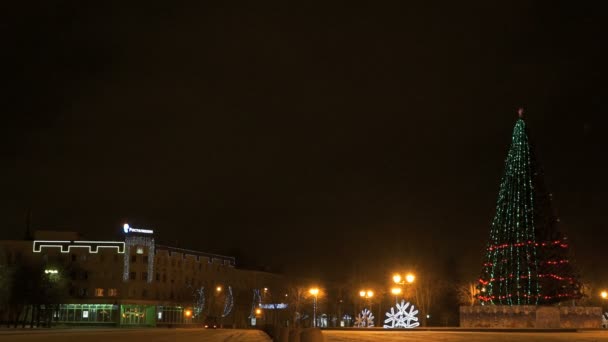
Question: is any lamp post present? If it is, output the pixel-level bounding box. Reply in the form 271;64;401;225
309;288;319;328
391;287;402;305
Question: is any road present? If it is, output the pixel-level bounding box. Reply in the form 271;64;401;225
4;328;608;342
0;328;271;342
323;330;608;342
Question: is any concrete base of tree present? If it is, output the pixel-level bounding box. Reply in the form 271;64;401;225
460;305;602;328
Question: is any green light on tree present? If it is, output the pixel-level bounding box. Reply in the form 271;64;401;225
477;110;581;305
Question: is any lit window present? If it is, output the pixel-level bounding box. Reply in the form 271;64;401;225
136;247;144;255
108;288;118;297
83;310;89;318
95;288;104;297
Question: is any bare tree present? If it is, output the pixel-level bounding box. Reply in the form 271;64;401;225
456;282;478;307
412;274;444;326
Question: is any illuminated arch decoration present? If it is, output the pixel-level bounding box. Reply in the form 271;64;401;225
383;300;419;329
222;286;234;317
249;289;262;319
193;286;206;318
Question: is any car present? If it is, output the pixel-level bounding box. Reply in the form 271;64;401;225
204;316;219;329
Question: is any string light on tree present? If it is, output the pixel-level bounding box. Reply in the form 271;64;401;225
477;109;581;305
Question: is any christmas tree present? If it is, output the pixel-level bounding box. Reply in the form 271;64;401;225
477;110;581;305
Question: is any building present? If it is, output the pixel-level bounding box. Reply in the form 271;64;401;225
0;224;286;327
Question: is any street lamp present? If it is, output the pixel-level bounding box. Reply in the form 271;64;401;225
216;285;222;292
309;288;319;328
601;291;607;299
393;273;415;285
359;289;374;300
392;272;415;302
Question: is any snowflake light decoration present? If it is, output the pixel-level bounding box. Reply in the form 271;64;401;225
383;300;419;329
354;308;375;327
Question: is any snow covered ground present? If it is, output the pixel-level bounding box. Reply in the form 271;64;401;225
323;329;608;342
0;328;271;342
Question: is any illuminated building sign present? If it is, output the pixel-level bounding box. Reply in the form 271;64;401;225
33;240;125;253
123;223;153;234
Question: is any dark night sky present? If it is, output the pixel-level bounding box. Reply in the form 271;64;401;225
2;2;607;284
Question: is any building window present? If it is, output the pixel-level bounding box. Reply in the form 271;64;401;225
162;274;167;283
79;288;88;296
71;254;77;262
129;272;136;280
141;272;148;281
136;246;144;254
156;273;160;281
95;288;104;297
80;254;87;261
83;271;88;280
108;288;118;297
143;256;149;264
131;255;137;263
